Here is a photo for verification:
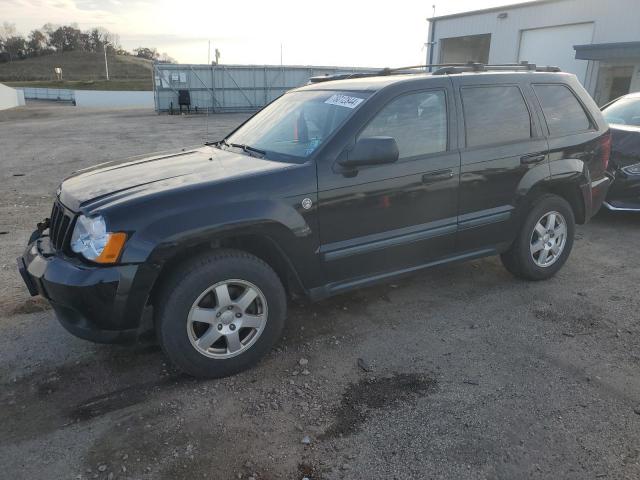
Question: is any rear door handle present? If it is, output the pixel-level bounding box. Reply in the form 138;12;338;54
422;169;454;184
520;153;546;165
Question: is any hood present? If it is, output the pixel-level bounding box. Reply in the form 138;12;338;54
58;145;293;212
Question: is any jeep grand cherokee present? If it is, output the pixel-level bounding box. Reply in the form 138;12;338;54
18;64;612;378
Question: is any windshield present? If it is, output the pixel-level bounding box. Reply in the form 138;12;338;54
603;97;640;126
224;90;370;161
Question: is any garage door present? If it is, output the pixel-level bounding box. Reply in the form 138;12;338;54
518;23;594;84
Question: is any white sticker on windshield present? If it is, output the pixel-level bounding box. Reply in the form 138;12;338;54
324;94;364;109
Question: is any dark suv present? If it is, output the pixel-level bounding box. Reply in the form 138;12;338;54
18;65;612;378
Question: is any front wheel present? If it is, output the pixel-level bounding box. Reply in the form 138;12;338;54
501;194;575;281
156;249;287;378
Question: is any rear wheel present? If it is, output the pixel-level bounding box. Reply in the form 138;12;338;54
501;194;575;281
156;249;286;378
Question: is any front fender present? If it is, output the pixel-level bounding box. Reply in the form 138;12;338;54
119;194;322;294
122;198;313;260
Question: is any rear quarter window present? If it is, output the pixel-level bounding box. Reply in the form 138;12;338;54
533;84;592;136
461;85;532;148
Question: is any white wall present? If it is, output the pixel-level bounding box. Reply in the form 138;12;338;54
74;90;154;108
518;23;594;83
0;83;20;110
16;89;25;106
430;0;640;91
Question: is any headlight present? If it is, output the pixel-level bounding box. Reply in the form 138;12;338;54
622;163;640;176
70;215;127;263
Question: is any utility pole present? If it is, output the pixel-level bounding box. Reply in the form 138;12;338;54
208;40;211;64
103;43;110;80
427;5;436;72
280;43;283;66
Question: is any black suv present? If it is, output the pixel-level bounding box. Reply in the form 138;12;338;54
18;65;612;378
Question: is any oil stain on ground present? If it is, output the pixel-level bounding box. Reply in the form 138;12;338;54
322;373;437;439
0;344;183;445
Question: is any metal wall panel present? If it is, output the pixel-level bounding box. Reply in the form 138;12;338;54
153;64;378;113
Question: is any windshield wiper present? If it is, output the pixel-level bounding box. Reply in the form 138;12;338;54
226;141;266;158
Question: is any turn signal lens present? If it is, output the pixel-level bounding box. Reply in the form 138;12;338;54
94;232;127;264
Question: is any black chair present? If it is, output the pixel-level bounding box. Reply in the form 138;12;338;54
178;90;191;113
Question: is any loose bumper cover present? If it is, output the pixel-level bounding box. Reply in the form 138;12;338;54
17;232;149;343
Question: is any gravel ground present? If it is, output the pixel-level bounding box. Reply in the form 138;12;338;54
1;103;639;480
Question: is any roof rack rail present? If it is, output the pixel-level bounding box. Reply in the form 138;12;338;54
307;64;475;83
307;62;561;83
432;61;561;75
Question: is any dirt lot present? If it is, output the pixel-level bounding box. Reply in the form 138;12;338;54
1;103;640;480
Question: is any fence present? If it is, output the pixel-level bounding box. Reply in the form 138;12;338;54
17;87;154;108
74;90;153;108
18;87;75;102
153;64;379;113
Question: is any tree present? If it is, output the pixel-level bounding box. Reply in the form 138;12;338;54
0;23;170;63
134;47;158;61
48;25;85;52
0;22;17;41
0;22;17;60
88;27;105;51
28;29;48;56
158;52;176;63
4;35;27;61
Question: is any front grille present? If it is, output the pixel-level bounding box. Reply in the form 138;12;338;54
49;201;75;251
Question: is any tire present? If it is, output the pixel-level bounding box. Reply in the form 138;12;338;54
156;249;286;378
500;194;575;281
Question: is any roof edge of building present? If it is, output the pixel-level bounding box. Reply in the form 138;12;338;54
427;0;566;22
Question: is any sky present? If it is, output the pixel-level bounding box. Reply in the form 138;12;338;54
1;0;536;66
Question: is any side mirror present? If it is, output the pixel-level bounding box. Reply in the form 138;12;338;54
338;136;399;168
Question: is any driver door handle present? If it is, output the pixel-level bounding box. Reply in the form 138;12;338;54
520;153;546;165
422;169;454;184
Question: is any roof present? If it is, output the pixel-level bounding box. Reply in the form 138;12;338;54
297;74;424;92
428;0;565;22
574;41;640;60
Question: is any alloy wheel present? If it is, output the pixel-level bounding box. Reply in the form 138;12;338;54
186;279;268;359
530;211;567;268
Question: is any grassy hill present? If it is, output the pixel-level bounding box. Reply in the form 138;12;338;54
0;51;153;90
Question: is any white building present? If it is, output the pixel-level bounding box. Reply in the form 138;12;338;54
426;0;640;105
0;83;25;110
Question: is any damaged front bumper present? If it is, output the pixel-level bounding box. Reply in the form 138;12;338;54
17;228;148;344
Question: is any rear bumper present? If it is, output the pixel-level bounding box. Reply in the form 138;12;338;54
17;235;148;344
603;199;640;212
605;171;640;211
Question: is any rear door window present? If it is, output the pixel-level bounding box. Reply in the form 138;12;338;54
461;86;532;148
359;90;447;159
533;84;592;136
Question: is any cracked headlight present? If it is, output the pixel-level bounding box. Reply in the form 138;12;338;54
70;215;127;263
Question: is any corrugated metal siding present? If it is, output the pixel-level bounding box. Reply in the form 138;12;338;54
153;64;379;113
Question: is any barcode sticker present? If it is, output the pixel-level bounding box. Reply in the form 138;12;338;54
324;94;364;109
